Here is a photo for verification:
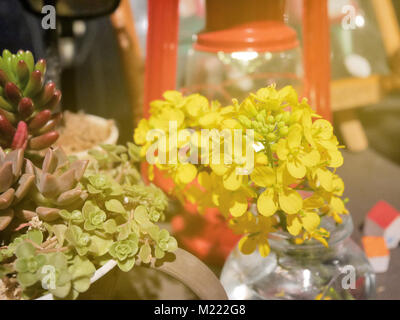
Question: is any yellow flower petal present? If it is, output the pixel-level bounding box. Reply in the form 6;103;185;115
302;211;320;233
258;242;271;257
250;166;275;187
332;212;343;224
332;176;345;196
198;172;211;189
299;150;320;167
238;236;257;255
330;196;345;214
199;112;218;128
134;119;150;145
287;159;306;179
276;140;289;160
327;150;343;168
278;85;298;105
313;119;333;140
303;195;325;209
163;90;182;103
279;190;302;214
210;163;228;176
257;189;277;217
316;168;333;191
288;124;302;149
255;153;269;165
287;215;302;236
222;119;241;129
223;170;243;191
185;95;208;117
229;194;248;217
176;163;197;184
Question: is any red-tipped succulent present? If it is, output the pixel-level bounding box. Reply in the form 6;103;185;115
0;49;61;151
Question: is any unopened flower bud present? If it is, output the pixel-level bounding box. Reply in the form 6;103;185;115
279;126;289;136
267;132;276;141
267;115;274;123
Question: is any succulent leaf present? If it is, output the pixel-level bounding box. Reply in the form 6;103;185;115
0;148;34;231
0;50;61;150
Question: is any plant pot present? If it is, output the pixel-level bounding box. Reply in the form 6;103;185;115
220;215;376;300
55;112;119;158
36;248;227;300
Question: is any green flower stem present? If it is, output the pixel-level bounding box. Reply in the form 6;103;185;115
263;141;275;168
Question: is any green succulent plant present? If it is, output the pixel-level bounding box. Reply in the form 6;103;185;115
0;144;177;300
0;49;61;151
13;239;95;300
0;148;35;231
28;146;88;222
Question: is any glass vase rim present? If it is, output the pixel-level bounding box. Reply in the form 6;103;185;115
268;214;353;250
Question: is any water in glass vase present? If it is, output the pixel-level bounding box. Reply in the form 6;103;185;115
220;216;376;300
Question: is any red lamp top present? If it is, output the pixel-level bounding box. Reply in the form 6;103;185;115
194;21;299;53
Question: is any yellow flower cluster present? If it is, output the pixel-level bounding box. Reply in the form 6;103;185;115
134;86;349;257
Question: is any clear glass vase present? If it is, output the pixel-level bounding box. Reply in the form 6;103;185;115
220;216;376;300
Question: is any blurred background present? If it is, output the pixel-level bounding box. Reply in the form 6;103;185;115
1;0;400;299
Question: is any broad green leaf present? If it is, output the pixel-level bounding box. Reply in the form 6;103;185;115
117;257;135;272
26;230;43;245
138;243;152;264
105;199;126;214
15;242;35;258
103;219;117;234
155;247;165;259
52;225;67;248
134;205;150;225
89;236;113;256
17;271;38;287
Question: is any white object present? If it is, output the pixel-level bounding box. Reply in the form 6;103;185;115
368;256;390;274
344;54;371;78
36;260;117;300
363;201;400;249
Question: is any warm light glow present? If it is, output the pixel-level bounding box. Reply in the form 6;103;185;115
231;284;249;299
303;269;311;288
355;15;365;28
231;51;259;62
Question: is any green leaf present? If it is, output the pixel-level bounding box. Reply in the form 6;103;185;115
117;257;135;272
26;230;43;245
103;219;117;234
89;235;113;256
59;209;71;220
68;256;95;294
158;229;170;242
105;199;126;214
167;237;178;252
117;224;131;241
15;258;28;273
65;225;81;246
147;225;160;240
76;246;89;256
72;277;91;293
17;271;38;287
15;242;36;258
52;224;67;248
87;184;101;194
155;247;165;259
50;282;72;299
134;205;150;225
138;243;152;264
47;252;68;270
